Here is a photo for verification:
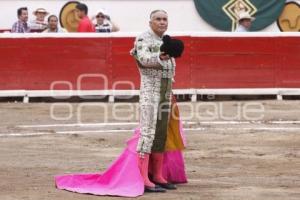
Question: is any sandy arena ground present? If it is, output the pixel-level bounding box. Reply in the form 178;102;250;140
0;100;299;200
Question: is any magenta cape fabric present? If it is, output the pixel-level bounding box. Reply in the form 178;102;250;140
55;128;187;197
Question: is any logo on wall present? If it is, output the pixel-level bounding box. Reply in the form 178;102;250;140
59;1;81;32
193;0;286;31
277;2;300;32
222;0;257;31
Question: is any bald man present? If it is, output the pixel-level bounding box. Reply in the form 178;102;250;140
131;10;177;193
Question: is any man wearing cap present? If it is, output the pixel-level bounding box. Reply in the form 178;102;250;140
93;9;119;33
235;11;255;32
30;8;49;32
75;3;95;32
131;10;177;193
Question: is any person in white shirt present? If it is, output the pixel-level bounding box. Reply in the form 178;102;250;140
235;11;255;32
30;8;49;32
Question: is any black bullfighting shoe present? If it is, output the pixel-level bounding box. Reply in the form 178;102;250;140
152;181;177;190
144;185;166;193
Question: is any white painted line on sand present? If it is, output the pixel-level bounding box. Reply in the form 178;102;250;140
15;120;300;129
185;127;300;131
16;121;197;128
1;127;300;137
57;130;132;134
0;130;132;137
0;132;54;137
199;121;300;125
17;122;138;128
268;121;300;124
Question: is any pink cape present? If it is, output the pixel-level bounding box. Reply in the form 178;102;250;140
55;128;187;197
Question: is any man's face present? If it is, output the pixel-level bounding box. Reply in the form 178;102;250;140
96;13;105;24
240;18;252;29
150;11;168;36
75;9;84;19
49;17;58;30
19;10;28;22
36;12;47;21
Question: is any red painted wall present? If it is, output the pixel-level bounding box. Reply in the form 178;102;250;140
0;36;299;90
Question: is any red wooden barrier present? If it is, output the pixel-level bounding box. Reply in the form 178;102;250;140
0;34;299;91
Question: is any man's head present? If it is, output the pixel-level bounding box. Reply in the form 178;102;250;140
96;12;106;25
149;10;168;37
48;15;58;30
238;12;255;30
17;7;28;22
76;3;88;19
33;8;49;21
239;18;252;29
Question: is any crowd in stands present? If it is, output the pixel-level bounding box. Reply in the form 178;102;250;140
8;2;254;33
10;2;119;33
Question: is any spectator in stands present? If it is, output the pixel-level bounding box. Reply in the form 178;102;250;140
11;7;30;33
93;9;119;32
43;15;67;33
235;11;255;32
75;3;95;32
30;8;49;32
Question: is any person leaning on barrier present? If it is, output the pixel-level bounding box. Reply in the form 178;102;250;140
235;11;255;32
11;7;30;33
29;8;49;32
93;9;119;33
43;15;67;33
75;3;95;32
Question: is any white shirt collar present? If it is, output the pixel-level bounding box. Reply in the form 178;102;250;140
235;25;249;32
149;29;163;40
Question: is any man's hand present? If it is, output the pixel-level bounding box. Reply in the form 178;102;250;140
159;52;170;60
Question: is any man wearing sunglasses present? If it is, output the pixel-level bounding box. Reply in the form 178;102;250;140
94;10;119;33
